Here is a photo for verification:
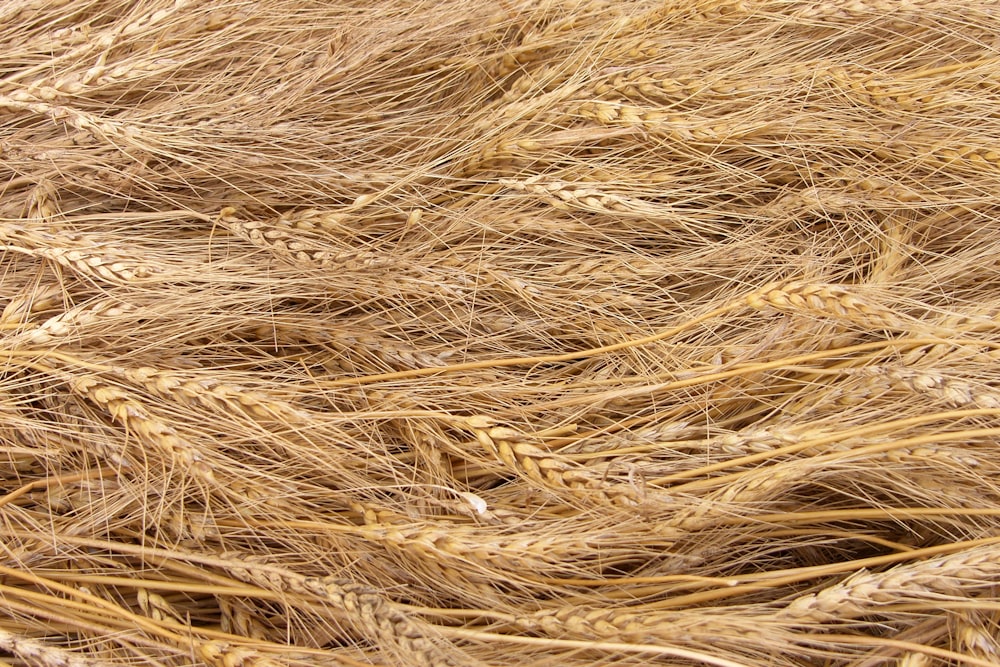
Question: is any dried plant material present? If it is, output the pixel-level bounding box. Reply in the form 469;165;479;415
2;1;1000;666
0;628;114;667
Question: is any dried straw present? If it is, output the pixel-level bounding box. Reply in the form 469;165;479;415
3;0;1000;665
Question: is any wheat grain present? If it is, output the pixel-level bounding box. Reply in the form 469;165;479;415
896;654;931;667
135;588;183;624
198;641;285;667
23;179;61;223
1;284;63;328
218;597;271;641
954;611;1000;663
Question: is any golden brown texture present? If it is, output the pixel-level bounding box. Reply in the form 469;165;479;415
2;0;1000;665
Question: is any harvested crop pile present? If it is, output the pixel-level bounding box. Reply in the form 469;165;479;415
3;0;1000;665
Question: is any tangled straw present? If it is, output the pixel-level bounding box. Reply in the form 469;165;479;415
3;0;1000;665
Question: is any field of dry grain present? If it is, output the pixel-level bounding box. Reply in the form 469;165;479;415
3;1;1000;666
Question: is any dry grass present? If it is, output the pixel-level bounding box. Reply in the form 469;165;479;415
2;0;1000;665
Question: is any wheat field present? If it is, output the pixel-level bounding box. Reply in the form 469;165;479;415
2;1;1000;665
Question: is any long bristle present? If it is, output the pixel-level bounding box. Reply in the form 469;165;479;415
3;1;1000;666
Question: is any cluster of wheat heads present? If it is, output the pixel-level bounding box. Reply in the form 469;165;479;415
2;0;1000;666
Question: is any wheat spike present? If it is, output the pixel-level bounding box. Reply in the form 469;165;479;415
68;375;215;483
114;365;310;425
17;299;135;345
217;554;466;667
747;281;908;330
0;628;114;667
217;207;394;270
197;641;285;667
780;543;1000;623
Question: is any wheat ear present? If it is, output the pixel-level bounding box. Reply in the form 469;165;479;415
458;415;640;504
793;0;953;22
197;641;285;667
0;93;155;150
747;280;908;331
0;628;114;667
855;365;1000;410
18;299;135;345
217;207;393;270
500;174;689;222
574;100;768;144
114;365;309;425
218;554;464;667
780;543;1000;623
0;220;153;285
69;375;215;484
